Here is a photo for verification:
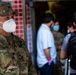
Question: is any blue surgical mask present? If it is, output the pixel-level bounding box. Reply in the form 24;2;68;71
53;25;60;32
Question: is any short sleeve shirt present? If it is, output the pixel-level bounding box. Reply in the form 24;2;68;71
61;33;71;51
37;24;57;68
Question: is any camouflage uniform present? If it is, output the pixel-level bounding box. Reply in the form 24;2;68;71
52;31;64;47
52;31;64;59
0;33;37;75
0;2;37;75
52;31;65;75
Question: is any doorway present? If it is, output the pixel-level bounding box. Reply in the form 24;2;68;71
34;1;76;35
25;0;76;71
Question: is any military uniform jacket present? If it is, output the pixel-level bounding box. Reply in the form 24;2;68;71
52;31;64;47
0;34;29;75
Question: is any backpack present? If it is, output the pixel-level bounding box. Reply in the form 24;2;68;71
67;31;76;70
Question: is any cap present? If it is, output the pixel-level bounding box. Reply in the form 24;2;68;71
0;2;16;16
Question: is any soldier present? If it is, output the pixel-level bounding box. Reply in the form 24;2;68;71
0;2;37;75
51;20;65;75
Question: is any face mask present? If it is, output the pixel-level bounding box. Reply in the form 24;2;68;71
67;30;70;33
53;25;60;32
0;19;16;33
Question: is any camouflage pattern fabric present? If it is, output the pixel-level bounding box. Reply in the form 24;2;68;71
52;31;64;47
52;31;65;75
0;34;37;75
0;2;16;16
52;31;64;60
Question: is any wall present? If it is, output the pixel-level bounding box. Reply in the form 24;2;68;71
25;3;33;53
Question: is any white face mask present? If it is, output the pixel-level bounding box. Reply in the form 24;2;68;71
0;19;16;33
67;30;70;33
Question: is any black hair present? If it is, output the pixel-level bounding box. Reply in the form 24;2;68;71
42;13;54;23
54;19;60;23
67;22;76;29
